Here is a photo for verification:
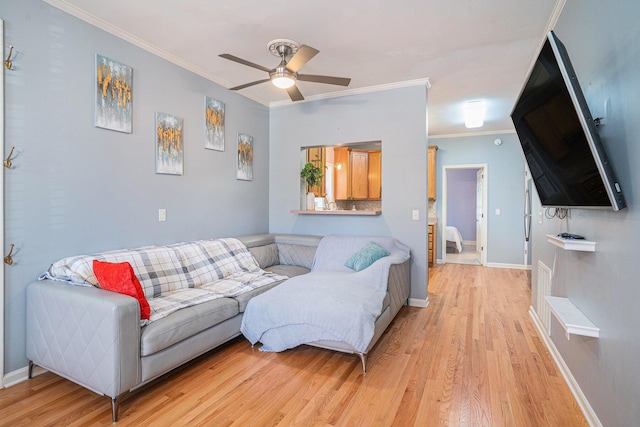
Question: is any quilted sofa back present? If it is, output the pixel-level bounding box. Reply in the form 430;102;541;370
238;234;321;270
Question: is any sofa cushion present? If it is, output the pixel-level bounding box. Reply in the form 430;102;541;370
265;265;310;278
277;243;317;270
233;278;287;312
141;297;238;356
93;260;151;320
248;243;279;269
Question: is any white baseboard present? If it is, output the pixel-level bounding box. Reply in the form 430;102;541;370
408;297;429;308
3;364;47;388
486;262;532;270
529;306;602;427
436;260;532;270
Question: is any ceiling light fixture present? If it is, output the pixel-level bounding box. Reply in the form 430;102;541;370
464;100;486;128
271;68;296;89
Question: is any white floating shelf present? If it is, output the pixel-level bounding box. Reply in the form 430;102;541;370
546;234;596;252
545;296;599;340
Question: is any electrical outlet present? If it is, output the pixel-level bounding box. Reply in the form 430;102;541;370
158;209;166;222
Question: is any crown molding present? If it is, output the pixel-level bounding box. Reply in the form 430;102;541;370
269;78;431;108
429;129;516;139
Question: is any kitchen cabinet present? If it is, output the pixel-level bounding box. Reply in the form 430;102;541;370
350;150;369;199
334;148;381;200
428;146;438;200
306;147;326;197
334;147;351;200
368;150;382;199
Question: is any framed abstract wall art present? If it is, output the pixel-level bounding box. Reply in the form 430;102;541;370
95;54;132;133
236;133;253;181
204;96;225;151
155;112;184;175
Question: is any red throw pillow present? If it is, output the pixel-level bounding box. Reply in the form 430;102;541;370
93;260;150;320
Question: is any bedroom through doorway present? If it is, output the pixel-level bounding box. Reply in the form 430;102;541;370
442;165;487;266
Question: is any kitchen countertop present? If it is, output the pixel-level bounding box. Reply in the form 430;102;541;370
291;209;382;216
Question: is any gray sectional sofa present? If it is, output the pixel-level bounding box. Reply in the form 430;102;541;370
25;233;410;422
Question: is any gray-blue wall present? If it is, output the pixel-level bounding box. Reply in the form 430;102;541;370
268;87;429;301
2;0;270;373
431;133;525;266
529;1;640;426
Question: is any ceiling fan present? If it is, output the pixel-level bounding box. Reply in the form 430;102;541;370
219;39;351;101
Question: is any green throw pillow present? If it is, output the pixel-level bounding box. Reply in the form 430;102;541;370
345;242;390;272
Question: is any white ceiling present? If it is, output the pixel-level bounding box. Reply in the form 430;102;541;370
46;0;561;136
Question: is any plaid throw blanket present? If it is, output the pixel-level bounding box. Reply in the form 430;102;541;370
40;238;287;324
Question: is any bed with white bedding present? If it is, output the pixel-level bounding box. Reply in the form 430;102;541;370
446;226;464;253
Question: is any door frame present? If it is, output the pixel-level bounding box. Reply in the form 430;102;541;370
524;164;533;268
442;164;488;266
1;18;6;388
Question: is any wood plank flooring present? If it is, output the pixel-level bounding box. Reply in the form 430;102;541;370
0;264;588;426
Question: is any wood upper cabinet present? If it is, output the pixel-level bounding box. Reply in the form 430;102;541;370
306;147;326;197
428;146;438;200
333;147;381;200
368;150;382;199
334;147;350;200
350;150;369;199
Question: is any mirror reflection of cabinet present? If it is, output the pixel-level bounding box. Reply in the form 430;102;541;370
334;147;381;200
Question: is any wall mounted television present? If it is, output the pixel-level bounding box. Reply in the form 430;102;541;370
511;31;626;211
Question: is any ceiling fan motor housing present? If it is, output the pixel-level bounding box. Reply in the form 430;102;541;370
267;38;300;59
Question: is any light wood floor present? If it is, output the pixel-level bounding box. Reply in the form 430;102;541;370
0;264;588;426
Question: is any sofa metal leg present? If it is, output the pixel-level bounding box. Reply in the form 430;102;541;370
111;391;128;423
28;361;35;379
357;353;367;374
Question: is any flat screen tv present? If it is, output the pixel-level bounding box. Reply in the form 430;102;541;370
511;31;626;210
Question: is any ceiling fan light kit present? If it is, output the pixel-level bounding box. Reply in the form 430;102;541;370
220;38;351;101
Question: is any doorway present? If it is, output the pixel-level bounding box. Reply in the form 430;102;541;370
442;164;488;266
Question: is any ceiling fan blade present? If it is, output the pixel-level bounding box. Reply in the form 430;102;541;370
229;78;271;91
297;74;351;86
219;54;272;73
285;45;319;73
286;84;305;101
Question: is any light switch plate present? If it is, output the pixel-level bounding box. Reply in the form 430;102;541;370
158;209;167;222
412;210;419;220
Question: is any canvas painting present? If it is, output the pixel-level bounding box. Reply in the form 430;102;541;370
237;133;253;181
95;54;132;133
204;96;225;151
155;112;184;175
